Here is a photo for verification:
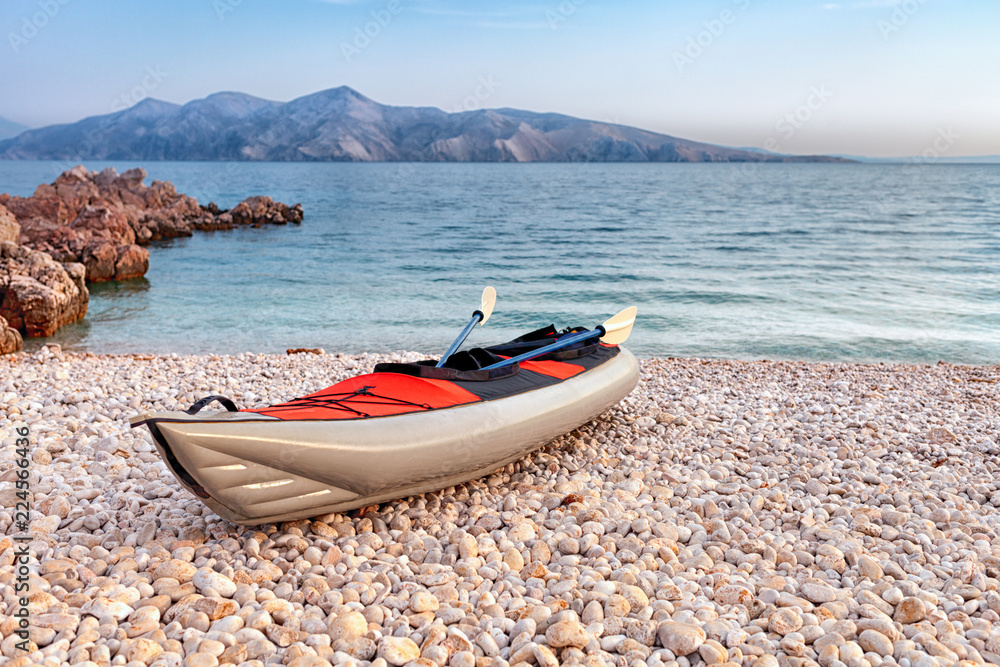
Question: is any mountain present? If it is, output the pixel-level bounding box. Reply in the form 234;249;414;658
0;116;29;140
0;87;850;163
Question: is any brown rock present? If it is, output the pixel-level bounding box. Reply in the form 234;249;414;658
137;209;194;241
0;315;21;354
53;166;100;219
81;238;118;282
230;195;303;226
6;168;176;277
0;204;19;244
192;213;229;231
0;242;88;337
71;204;135;244
114;243;149;280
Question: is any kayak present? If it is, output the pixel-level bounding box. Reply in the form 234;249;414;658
130;325;639;524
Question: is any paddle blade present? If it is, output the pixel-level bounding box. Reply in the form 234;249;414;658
478;286;497;325
599;306;637;344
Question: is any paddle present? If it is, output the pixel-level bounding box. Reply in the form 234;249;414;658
435;286;498;368
482;306;637;370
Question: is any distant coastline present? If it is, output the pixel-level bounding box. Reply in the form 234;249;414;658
0;87;853;164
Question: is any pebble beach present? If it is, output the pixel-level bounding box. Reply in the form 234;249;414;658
2;346;999;667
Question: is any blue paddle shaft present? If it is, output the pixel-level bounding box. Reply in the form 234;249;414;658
482;327;604;370
435;311;483;368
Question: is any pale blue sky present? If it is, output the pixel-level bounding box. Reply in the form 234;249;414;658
2;0;997;157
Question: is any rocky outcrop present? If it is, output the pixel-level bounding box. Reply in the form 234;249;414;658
0;315;21;354
0;167;301;346
2;200;82;352
192;197;303;231
230;196;303;226
0;241;88;338
2;166;302;283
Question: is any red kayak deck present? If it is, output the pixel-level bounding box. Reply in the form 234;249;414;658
245;359;587;421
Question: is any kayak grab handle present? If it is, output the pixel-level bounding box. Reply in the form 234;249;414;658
185;395;239;415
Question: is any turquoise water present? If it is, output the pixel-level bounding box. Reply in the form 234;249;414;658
1;161;997;363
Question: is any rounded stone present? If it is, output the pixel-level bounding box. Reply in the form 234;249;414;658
714;584;754;606
155;560;198;583
769;608;804;636
192;569;237;598
409;592;439;613
698;640;727;665
858;629;893;656
329;611;368;641
545;620;590;648
657;621;706;655
894;597;926;624
377;636;420;666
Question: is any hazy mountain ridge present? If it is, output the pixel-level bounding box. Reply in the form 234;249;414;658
0;116;30;140
0;87;851;163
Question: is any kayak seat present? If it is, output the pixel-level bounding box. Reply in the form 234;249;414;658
374;347;519;382
486;325;599;361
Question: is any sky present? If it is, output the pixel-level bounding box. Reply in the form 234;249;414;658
1;0;997;158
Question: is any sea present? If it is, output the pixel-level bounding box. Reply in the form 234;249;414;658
1;161;997;363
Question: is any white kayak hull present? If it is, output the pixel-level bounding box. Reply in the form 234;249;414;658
133;349;639;524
